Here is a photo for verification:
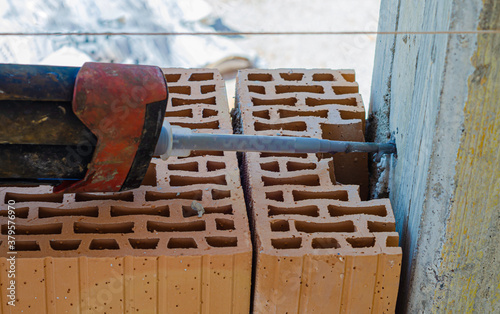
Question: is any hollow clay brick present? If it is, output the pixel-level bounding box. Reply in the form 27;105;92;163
0;69;252;313
235;69;402;314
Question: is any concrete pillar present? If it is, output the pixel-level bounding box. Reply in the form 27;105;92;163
369;0;499;312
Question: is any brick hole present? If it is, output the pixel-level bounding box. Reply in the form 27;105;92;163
328;204;387;217
292;190;348;201
16;240;40;251
306;97;357;106
200;85;216;94
286;161;317;172
268;205;319;217
262;175;320;187
5;192;63;203
386;236;399;247
129;238;159;250
248;85;266;94
207;161;226;172
367;221;396;232
164;74;181;82
171;97;216;107
212;189;230;200
266;191;284;202
39;206;99;218
145;190;203;201
295;220;355;233
278;109;328;118
89;239;120;250
341;73;356;82
169;175;227;186
339;110;364;121
168;161;199;172
275;85;324;94
312;238;340;249
179;151;224;159
312;73;335;81
252;110;271;120
50;240;81;251
252;97;297;106
0;207;29;218
347;237;375;248
74;222;134;234
168;238;197;249
170;120;219;130
188;73;214;81
141;164;157;186
202;108;218;118
110;205;169;217
260;152;308;158
270;220;290;232
271;237;302;249
254;121;307;132
165;108;193;118
215;218;235;230
260;161;280;172
147;220;205;232
248;73;273;81
182;204;232;217
206;236;238;247
75;192;134;202
279;73;304;81
168;86;191;95
332;85;359;95
2;223;62;235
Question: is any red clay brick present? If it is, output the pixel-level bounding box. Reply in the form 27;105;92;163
0;69;251;313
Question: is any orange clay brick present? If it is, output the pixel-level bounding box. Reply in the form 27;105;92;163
0;69;251;314
234;69;402;314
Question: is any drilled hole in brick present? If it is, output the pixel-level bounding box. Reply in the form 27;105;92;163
171;97;216;107
286;161;317;172
306;97;357;106
295;220;355;233
16;240;40;251
386;236;399;247
164;74;181;82
328;204;387;217
168;238;197;249
253;110;270;119
89;239;120;250
280;73;304;81
270;220;290;232
279;109;328;118
260;161;280;172
207;161;226;171
312;238;340;249
179;150;224;158
0;207;29;218
202;108;218;118
75;192;134;202
168;86;191;95
50;240;81;251
341;73;355;82
339;110;364;121
5;192;63;203
254;121;307;132
292;190;348;202
248;85;266;94
212;189;230;200
169;175;226;186
252;97;297;106
129;238;160;249
147;220;205;232
262;175;320;187
182;204;232;217
248;73;273;81
260;152;308;158
189;72;214;81
110;205;169;217
271;237;302;249
206;236;238;247
165;108;194;118
215;218;235;230
266;191;284;202
332;85;358;95
170;121;219;130
168;161;199;172
367;221;396;232
275;85;324;94
141;164;157;186
39;206;99;218
312;73;335;81
268;205;319;217
2;223;62;235
145;190;203;201
74;222;134;234
347;237;375;248
201;85;216;94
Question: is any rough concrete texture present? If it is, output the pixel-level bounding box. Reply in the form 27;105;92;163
0;69;252;313
234;69;402;313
